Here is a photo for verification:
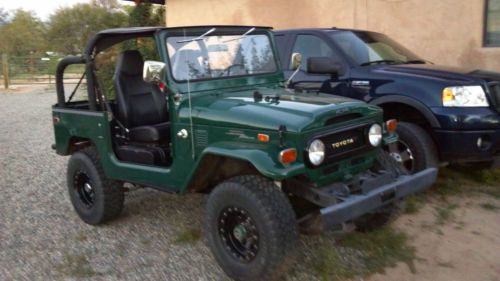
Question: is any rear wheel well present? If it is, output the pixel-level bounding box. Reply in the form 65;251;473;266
187;155;259;193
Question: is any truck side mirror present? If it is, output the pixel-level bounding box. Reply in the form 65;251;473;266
307;57;344;76
290;52;302;70
143;60;166;84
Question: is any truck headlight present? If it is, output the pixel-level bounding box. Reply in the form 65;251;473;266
442;86;489;107
368;124;382;147
308;139;325;166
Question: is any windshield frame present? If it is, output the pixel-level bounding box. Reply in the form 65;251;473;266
327;30;424;67
164;27;281;84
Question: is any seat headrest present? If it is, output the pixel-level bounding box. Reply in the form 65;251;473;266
115;50;144;76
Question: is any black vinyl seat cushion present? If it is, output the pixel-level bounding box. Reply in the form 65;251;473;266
129;122;170;143
113;50;170;143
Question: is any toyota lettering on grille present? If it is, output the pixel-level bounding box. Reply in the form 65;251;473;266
331;138;355;149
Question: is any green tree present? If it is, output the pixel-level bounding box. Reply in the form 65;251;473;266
0;9;47;56
47;3;128;55
128;1;165;27
91;0;121;10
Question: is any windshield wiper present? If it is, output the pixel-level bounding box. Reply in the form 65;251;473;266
401;60;427;64
360;59;403;66
177;27;216;43
223;27;256;43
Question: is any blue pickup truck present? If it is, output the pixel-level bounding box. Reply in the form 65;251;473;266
274;28;500;173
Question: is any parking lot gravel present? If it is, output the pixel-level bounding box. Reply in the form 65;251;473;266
0;86;340;281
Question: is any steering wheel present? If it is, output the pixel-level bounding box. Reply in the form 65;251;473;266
220;64;246;77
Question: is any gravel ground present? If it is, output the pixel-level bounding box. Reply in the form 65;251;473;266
0;85;343;281
2;85;498;281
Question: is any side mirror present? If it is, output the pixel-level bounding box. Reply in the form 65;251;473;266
290;52;302;70
307;57;344;75
143;60;166;84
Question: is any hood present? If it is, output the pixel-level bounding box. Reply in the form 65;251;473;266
184;88;381;133
374;64;500;84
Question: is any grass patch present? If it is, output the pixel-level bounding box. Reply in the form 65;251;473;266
404;195;426;214
338;227;416;275
174;227;201;244
311;227;416;280
55;253;98;278
423;167;500;200
434;203;458;225
480;203;500;211
433;168;500;198
313;241;354;281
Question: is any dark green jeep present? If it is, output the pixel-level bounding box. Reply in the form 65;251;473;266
52;26;437;281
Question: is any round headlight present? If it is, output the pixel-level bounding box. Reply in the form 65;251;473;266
308;139;325;166
368;124;383;147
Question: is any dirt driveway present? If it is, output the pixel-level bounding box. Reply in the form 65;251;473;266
1;85;499;281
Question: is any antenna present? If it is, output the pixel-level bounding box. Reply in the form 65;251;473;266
182;28;196;160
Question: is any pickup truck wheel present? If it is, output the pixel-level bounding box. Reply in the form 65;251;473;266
385;121;438;174
205;175;298;281
67;147;124;225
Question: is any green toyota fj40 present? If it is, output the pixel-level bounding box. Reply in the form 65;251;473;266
52;26;437;280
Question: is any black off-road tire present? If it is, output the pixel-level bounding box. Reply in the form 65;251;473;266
385;121;438;174
67;147;124;225
205;175;298;281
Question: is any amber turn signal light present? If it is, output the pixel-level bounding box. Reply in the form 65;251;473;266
257;133;270;142
279;148;297;165
385;119;398;133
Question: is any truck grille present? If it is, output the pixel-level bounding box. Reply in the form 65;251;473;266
488;82;500;111
306;124;372;168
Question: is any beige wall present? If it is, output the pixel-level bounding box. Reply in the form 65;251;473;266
166;0;500;71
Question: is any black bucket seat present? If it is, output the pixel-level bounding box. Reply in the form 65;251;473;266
113;50;170;143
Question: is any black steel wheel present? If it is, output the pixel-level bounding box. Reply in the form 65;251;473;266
73;171;95;208
384;121;438;174
205;175;298;281
67;147;124;225
218;206;259;263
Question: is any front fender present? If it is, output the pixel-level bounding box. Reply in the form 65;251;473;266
201;143;306;180
371;95;441;128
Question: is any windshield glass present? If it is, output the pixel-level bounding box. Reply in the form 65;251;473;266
166;32;277;81
329;31;423;66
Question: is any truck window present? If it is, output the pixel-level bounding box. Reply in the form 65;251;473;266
329;31;421;66
290;35;334;71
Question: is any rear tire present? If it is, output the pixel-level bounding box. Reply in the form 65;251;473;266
385;121;438;174
67;147;124;225
205;175;298;281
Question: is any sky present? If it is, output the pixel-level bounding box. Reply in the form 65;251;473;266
0;0;131;20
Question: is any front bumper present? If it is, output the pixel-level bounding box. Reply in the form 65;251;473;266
320;168;438;227
433;129;500;164
431;106;500;164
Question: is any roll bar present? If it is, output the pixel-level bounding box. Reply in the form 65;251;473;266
55;56;98;111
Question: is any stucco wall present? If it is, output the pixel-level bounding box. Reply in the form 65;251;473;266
166;0;500;71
